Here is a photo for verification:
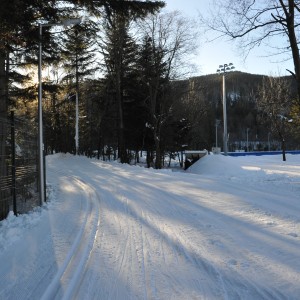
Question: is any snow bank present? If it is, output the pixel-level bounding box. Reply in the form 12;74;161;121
0;184;56;253
0;209;42;252
186;153;300;181
186;154;250;178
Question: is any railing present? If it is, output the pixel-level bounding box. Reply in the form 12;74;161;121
0;112;39;220
227;150;300;157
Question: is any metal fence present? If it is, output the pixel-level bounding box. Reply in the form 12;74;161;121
0;112;40;221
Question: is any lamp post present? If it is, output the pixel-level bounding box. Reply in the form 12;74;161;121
217;63;235;155
38;17;82;204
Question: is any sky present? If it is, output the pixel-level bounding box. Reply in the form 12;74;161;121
162;0;295;76
1;153;300;298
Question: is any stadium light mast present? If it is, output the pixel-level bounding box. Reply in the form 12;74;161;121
217;63;235;155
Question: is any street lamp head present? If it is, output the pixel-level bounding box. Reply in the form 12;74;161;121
61;17;82;26
39;17;83;29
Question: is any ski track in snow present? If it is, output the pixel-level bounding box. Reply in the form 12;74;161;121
0;153;300;299
0;165;100;300
41;170;100;300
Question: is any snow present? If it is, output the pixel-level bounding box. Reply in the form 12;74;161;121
0;152;300;299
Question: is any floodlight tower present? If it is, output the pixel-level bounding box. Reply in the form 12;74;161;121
217;63;235;155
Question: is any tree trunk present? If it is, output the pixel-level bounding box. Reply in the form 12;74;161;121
154;117;162;169
281;138;286;161
116;62;127;163
286;0;300;104
113;16;128;164
154;136;162;169
146;150;153;168
135;149;139;163
0;52;8;219
155;150;161;169
97;135;102;160
168;152;172;167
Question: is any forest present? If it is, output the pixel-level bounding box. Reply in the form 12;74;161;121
30;68;300;168
1;0;300;171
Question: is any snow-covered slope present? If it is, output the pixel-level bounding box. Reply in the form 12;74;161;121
0;153;299;299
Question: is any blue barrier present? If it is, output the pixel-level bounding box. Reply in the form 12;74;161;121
226;150;300;157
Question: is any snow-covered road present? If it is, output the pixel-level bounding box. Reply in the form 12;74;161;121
0;153;300;299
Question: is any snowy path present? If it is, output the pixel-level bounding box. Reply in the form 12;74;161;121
0;167;100;300
41;172;100;300
0;153;300;299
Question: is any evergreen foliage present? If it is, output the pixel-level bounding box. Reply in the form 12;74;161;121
1;0;300;179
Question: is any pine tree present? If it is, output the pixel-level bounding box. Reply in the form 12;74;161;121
137;36;168;168
60;20;98;90
53;20;98;154
99;12;140;163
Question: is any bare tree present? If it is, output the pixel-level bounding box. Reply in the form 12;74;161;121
257;75;292;161
137;11;199;168
204;0;300;104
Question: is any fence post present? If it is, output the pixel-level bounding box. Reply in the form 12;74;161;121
11;111;17;215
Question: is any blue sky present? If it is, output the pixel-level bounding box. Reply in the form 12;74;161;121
163;0;294;76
